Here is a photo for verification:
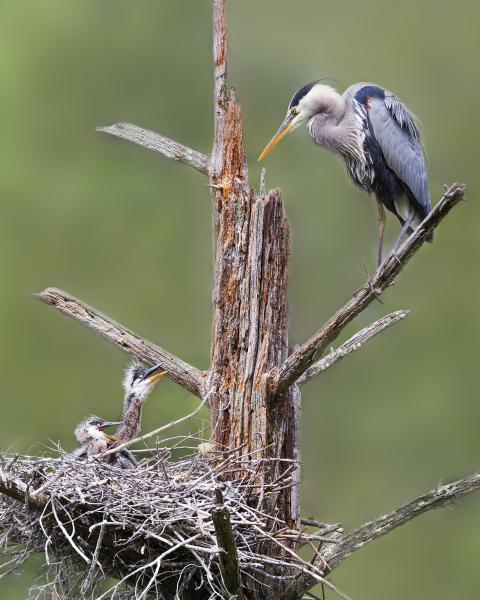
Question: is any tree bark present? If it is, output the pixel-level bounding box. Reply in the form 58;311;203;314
206;1;300;540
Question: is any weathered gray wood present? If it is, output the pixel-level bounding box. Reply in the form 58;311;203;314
274;183;465;394
300;471;480;592
96;122;209;175
212;488;245;600
298;310;409;385
211;0;228;179
36;287;205;397
0;465;47;510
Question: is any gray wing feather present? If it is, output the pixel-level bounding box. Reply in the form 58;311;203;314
383;93;420;140
368;93;431;216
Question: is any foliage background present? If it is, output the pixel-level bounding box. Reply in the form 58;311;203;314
0;1;478;598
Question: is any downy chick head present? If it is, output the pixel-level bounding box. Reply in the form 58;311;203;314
123;362;167;402
74;416;122;445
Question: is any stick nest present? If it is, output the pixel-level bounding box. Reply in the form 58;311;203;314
0;445;336;599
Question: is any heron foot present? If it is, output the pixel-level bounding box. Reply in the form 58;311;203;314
386;248;402;266
366;276;383;303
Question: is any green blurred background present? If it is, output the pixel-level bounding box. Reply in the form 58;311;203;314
0;0;478;598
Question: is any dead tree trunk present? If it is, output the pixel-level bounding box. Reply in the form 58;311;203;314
206;1;300;539
0;1;472;600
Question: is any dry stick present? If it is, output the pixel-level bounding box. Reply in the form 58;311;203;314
35;287;205;398
300;470;480;591
30;468;72;498
96;123;209;175
275;183;466;393
300;518;341;531
297;310;409;385
99;393;210;457
50;500;90;564
81;517;106;594
0;466;48;510
212;487;245;600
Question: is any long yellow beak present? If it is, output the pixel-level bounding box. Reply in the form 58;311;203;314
148;371;167;384
142;364;167;384
258;115;295;161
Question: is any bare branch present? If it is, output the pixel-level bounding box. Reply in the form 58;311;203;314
301;470;480;589
96;122;209;175
0;464;47;510
100;393;210;457
212;487;245;600
274;183;465;393
297;310;409;385
35;287;205;397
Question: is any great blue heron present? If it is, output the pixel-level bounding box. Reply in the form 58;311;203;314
259;81;431;267
73;364;166;469
73;416;137;469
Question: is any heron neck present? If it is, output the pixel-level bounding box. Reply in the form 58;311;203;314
330;93;347;123
117;392;143;441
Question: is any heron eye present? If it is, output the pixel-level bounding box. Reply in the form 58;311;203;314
290;107;299;116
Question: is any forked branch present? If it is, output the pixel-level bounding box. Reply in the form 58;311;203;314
36;287;205;397
300;470;480;590
274;183;465;394
96;123;209;175
297;310;409;385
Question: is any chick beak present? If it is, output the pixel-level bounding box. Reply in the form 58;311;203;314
100;420;122;429
142;364;167;385
258;113;295;161
99;420;122;441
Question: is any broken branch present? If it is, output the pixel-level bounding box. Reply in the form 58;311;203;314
36;287;205;397
301;469;480;589
212;487;244;600
274;183;465;393
96;122;209;175
211;0;228;178
297;310;409;385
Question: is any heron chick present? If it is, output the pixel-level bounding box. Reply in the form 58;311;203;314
116;362;167;442
73;416;137;468
259;81;431;267
73;363;166;469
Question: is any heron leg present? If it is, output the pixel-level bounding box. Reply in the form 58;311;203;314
392;205;415;252
375;197;386;270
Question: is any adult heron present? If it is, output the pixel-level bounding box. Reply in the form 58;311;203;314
259;81;431;267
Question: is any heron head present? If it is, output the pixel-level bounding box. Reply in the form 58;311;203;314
75;416;122;443
123;362;167;401
258;81;340;160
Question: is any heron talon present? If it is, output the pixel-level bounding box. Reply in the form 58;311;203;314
367;277;383;303
389;249;402;266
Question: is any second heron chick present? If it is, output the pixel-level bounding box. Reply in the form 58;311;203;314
73;363;166;469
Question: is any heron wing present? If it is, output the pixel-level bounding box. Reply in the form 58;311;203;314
368;93;431;217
